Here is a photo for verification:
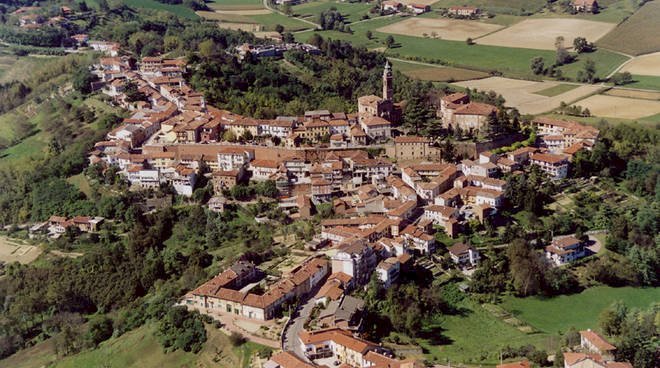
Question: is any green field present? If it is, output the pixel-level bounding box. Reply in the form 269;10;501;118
0;322;271;368
501;286;660;334
558;49;630;81
248;12;313;31
624;75;660;91
297;16;629;80
420;299;551;365
208;0;264;11
123;0;199;19
293;0;373;23
598;1;660;55
534;83;581;97
390;59;489;82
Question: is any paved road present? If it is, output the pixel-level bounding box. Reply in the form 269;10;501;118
283;295;317;361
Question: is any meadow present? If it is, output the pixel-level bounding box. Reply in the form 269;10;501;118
501;286;660;334
248;12;312;32
597;0;660;55
419;299;551;365
0;322;271;368
292;0;373;23
207;0;264;11
624;75;660;91
122;0;199;19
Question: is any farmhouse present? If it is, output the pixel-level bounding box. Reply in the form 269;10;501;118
407;3;431;14
382;1;402;12
440;93;497;134
448;6;480;16
580;329;616;360
572;0;599;13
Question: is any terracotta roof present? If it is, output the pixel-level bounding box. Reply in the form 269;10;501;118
448;242;474;256
497;361;531;368
454;102;497;116
298;328;375;354
580;330;616;352
531;153;568;165
269;351;316;368
442;92;468;103
563;352;603;366
361;115;391;127
394;135;431;143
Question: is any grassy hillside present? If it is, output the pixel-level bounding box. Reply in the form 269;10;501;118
501;286;660;333
0;322;272;368
122;0;200;19
597;0;660;55
293;0;373;23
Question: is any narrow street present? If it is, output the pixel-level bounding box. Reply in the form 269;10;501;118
283;293;318;361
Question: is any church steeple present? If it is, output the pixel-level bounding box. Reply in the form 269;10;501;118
383;60;393;101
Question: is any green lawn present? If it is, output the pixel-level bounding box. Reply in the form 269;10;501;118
534;83;581;97
248;12;313;32
420;299;551;365
501;286;660;334
123;0;199;19
623;75;660;91
208;0;264;11
293;0;373;23
559;49;630;81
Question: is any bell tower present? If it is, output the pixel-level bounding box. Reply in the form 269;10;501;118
382;60;393;101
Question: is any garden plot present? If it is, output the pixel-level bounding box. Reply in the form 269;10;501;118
477;18;615;50
453;77;601;114
573;94;660;119
377;18;503;41
0;236;41;264
620;52;660;77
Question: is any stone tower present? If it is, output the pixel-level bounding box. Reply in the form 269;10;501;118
383;60;393;101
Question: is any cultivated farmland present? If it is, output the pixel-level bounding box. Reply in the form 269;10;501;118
453;77;602;114
207;0;264;11
573;94;660;119
377;18;503;41
597;1;660;55
390;59;489;82
477;18;615;50
0;236;41;264
620;51;660;77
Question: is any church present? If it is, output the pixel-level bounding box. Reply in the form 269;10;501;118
356;61;402;140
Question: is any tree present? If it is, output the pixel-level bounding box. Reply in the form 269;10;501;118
366;30;373;40
72;67;98;95
198;39;216;58
573;37;592;53
530;56;545;75
84;316;113;348
577;59;597;83
274;24;284;34
599;301;628;336
98;0;110;12
385;35;395;48
507;239;546;296
158;307;207;353
466;37;474;45
610;72;632;85
282;3;292;16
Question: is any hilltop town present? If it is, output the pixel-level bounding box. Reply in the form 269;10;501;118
0;1;657;368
